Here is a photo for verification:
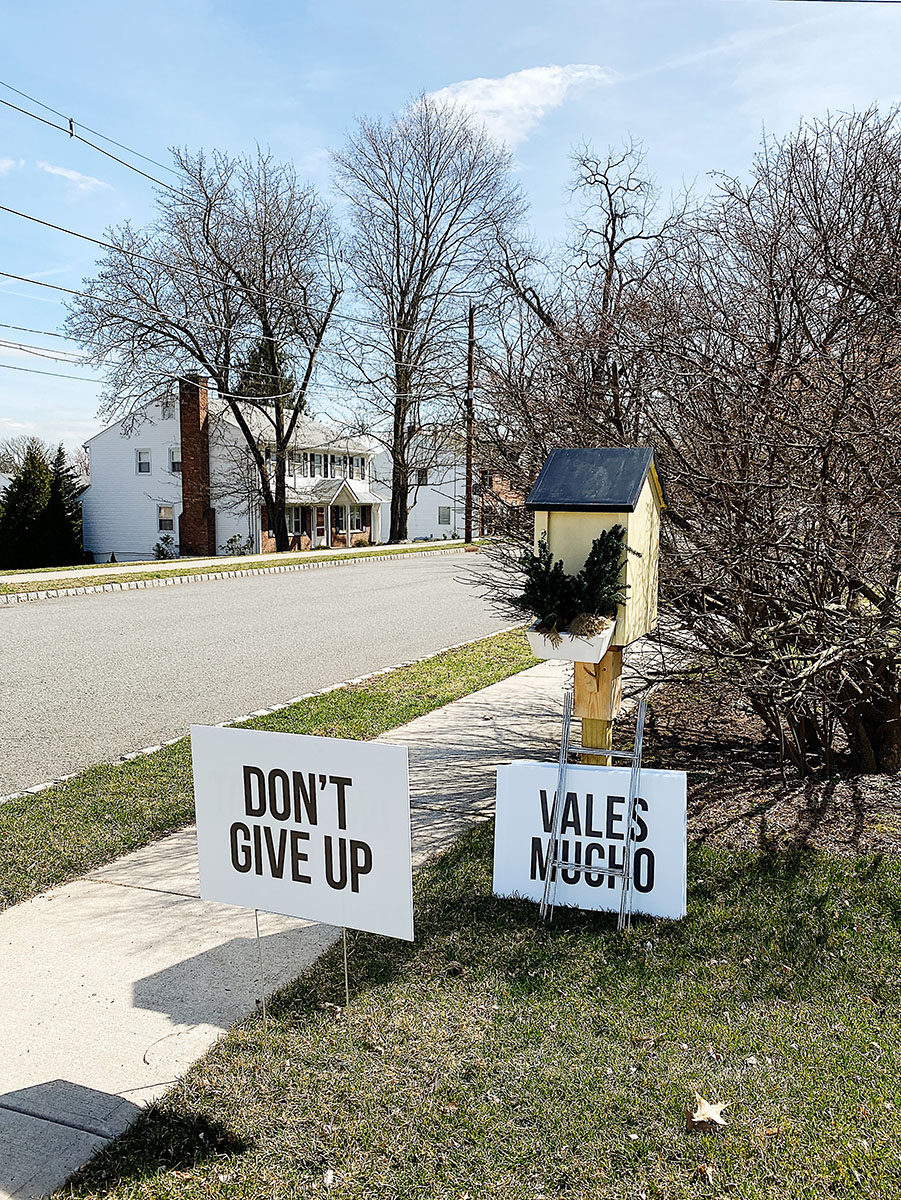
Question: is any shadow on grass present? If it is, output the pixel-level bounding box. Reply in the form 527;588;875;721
66;1107;250;1192
267;822;901;1026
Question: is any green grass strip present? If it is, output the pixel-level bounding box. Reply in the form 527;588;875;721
0;543;481;594
64;826;901;1200
0;628;535;911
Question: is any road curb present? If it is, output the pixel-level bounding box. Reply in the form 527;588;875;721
0;623;524;806
0;546;469;606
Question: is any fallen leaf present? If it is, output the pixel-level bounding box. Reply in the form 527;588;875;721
324;1168;336;1188
695;1163;715;1182
686;1092;730;1133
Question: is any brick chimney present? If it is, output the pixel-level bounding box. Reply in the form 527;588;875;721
178;374;217;556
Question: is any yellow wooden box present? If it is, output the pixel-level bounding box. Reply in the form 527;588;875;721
526;447;664;648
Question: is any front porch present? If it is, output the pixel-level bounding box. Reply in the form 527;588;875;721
259;481;381;553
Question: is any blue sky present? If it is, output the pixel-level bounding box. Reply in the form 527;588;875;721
1;0;900;450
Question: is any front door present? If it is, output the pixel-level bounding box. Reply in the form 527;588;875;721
315;506;326;545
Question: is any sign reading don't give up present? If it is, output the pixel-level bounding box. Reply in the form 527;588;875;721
191;725;413;941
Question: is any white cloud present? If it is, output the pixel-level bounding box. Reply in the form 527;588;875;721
430;64;614;148
36;161;111;194
0;157;23;175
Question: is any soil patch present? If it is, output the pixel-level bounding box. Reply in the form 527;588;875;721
639;678;901;855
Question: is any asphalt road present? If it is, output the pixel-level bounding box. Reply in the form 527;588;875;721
0;553;508;795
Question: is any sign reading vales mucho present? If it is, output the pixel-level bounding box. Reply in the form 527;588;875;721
191;725;414;941
493;760;687;920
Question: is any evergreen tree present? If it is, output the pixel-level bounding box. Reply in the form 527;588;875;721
39;445;84;566
0;441;52;568
572;525;627;618
518;527;627;633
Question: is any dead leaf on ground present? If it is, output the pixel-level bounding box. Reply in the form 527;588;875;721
686;1092;731;1133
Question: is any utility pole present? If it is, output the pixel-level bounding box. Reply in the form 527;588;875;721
464;302;475;544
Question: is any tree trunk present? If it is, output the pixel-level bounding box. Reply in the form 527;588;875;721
273;448;289;552
389;460;409;543
389;392;410;543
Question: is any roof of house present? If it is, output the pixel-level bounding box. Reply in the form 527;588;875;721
525;447;662;513
85;398;373;457
218;406;372;455
285;478;385;507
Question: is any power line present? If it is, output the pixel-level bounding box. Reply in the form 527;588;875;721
0;274;430;385
0;79;182;178
0;270;82;297
0;337;86;362
0;361;99;383
0;201;426;337
0;321;71;340
0;82;479;327
0;336;425;400
0;95;176;192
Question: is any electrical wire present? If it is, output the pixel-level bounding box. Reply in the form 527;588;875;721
0;201;420;335
0;282;430;394
0;321;71;339
0;82;480;326
0;78;183;180
0;332;426;399
0;95;176;192
0;361;99;382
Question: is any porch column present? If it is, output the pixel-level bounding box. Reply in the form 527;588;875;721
346;503;351;548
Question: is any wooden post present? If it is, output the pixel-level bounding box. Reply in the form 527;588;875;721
573;649;623;765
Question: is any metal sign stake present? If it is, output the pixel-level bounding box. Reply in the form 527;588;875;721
254;908;268;1031
541;694;648;933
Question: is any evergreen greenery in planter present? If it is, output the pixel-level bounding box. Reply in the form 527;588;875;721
518;526;627;641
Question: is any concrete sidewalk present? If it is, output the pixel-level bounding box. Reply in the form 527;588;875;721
0;541;468;586
0;660;565;1200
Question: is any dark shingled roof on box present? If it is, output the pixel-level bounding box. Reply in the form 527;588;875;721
525;447;656;512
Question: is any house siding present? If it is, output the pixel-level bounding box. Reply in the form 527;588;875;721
81;403;184;562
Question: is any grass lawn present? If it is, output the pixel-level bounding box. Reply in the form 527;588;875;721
0;628;534;910
0;542;478;595
63;822;901;1200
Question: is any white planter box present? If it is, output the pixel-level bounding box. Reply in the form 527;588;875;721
526;619;616;663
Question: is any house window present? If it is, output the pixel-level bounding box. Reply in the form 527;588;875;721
158;504;174;531
136;449;151;474
480;470;494;490
169;447;182;473
438;506;451;526
417;469;429;487
286;506;303;534
314;453;323;477
300;452;309;477
352;456;365;481
287;451;296;477
350;505;363;532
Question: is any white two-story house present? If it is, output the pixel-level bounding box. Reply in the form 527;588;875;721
80;375;386;561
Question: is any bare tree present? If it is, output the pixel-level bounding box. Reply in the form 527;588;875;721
644;108;901;775
0;434;59;475
67;148;341;551
478;142;680;530
333;95;525;541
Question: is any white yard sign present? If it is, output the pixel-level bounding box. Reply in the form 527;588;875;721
191;725;414;941
494;761;687;920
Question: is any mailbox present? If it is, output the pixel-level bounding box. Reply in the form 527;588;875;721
526;446;665;649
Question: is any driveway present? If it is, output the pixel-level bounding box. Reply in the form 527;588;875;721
0;553;505;795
